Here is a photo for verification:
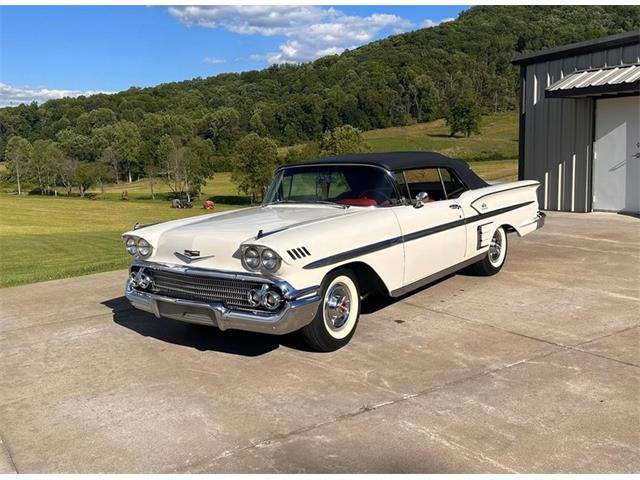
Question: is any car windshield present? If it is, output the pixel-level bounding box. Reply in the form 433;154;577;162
263;165;401;207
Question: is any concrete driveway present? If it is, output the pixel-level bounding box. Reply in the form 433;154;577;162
0;212;638;473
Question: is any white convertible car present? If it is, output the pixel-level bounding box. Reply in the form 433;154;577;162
123;152;545;351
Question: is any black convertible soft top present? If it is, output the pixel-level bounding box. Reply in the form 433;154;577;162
283;151;489;189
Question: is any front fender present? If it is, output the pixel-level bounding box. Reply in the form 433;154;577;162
249;207;405;294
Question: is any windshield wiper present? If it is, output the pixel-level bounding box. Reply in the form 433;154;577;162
314;200;349;209
268;200;349;209
267;200;302;205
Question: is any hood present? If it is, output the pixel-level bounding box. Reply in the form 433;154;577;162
132;205;352;269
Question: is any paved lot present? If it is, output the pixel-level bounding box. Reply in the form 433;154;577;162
0;211;638;473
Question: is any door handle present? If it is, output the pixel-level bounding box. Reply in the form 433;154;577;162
449;204;462;210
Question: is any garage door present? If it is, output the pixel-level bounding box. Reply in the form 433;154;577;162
593;96;640;213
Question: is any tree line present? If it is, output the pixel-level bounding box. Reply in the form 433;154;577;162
1;6;638;200
3;123;369;202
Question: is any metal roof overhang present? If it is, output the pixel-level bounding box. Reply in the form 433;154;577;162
545;63;640;98
512;31;639;66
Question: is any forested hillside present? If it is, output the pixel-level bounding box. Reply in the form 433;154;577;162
1;5;638;193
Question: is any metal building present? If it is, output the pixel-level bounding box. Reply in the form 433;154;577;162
512;32;640;214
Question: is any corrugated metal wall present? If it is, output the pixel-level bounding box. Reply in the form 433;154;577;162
520;42;640;212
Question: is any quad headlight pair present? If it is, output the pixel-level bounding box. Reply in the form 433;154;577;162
124;236;153;258
247;284;284;310
129;268;153;290
241;245;282;273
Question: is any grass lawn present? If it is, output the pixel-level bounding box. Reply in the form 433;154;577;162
362;112;518;183
278;112;519;182
0;195;242;287
363;111;519;163
0;112;518;287
467;160;518;183
90;171;248;203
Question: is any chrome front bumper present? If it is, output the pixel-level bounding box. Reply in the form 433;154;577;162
125;262;321;335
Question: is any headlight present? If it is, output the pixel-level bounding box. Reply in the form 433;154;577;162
261;248;281;272
137;238;152;258
125;237;138;256
124;236;153;258
242;246;282;273
243;247;261;270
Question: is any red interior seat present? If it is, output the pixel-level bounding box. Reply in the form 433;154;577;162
335;198;378;207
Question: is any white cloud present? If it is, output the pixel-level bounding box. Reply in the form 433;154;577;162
169;6;414;64
421;19;439;28
421;17;455;29
0;82;114;108
202;57;226;65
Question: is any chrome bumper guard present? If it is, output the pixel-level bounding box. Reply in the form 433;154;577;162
519;210;546;232
125;261;321;335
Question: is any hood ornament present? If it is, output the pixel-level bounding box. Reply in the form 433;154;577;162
174;250;215;264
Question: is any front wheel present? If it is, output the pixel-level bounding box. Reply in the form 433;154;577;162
301;269;361;351
471;226;508;276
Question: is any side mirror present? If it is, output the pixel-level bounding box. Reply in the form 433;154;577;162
414;191;429;208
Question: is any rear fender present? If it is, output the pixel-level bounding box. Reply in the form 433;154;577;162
460;180;540;215
459;181;542;256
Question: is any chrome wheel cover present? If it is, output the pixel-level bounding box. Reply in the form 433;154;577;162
324;282;352;330
489;229;503;265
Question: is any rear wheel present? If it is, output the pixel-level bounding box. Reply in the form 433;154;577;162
301;269;361;351
471;226;508;276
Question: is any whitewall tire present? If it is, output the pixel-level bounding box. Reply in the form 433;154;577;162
471;226;508;276
488;227;507;268
301;269;361;351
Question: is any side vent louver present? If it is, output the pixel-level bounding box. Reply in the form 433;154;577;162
287;247;311;260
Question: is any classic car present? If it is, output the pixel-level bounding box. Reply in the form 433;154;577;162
123;152;545;351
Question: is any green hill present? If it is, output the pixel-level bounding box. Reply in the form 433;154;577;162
1;5;638;164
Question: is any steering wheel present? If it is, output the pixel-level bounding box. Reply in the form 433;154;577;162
359;189;392;204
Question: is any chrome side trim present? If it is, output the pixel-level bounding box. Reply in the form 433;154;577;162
303;201;534;270
403;217;466;242
303;236;403;269
390;253;485;297
469;184;539;214
467;201;535;222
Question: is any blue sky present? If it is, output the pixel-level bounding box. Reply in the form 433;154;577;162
0;5;468;107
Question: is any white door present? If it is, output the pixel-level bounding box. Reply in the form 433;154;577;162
593;96;640;213
392;199;466;287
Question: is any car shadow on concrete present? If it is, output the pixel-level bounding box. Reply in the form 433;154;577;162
361;270;469;314
102;296;314;357
103;270;471;356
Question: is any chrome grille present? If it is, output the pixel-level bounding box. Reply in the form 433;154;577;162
147;269;268;310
